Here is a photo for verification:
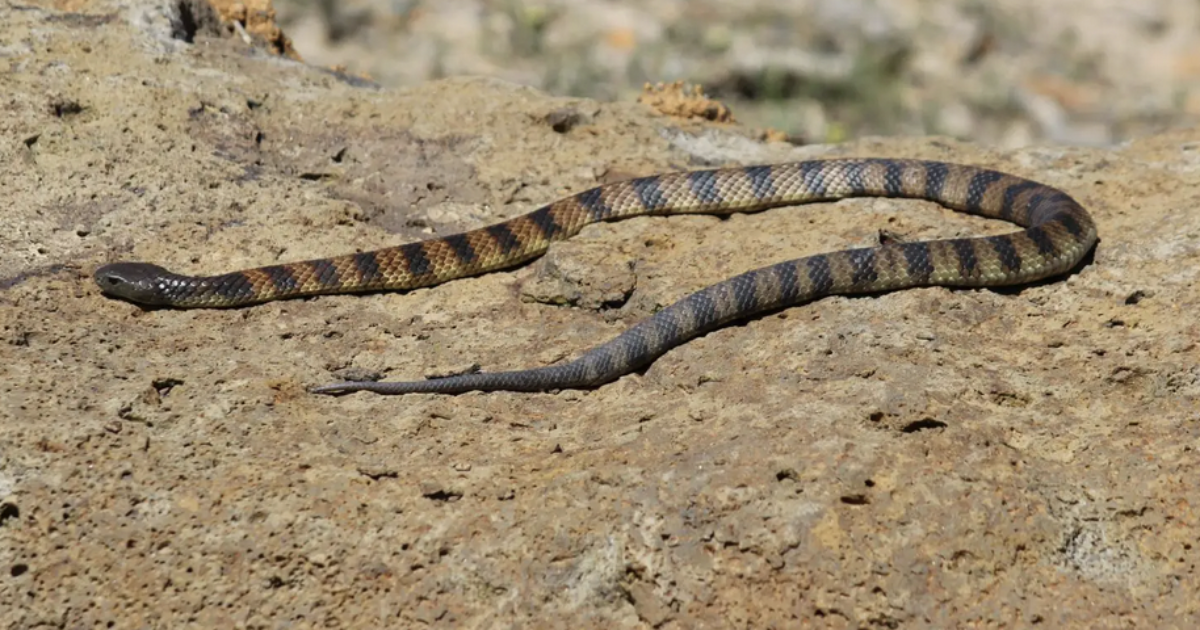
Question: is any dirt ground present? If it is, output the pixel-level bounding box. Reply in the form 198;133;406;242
1;1;1198;628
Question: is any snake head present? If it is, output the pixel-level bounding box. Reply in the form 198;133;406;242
94;262;174;306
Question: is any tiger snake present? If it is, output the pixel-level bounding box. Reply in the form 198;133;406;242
94;158;1098;395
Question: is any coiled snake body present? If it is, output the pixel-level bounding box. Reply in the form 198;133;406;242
95;158;1098;395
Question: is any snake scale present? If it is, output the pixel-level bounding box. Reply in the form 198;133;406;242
95;158;1098;395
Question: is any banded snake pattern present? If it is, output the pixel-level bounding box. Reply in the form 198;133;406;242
94;158;1098;395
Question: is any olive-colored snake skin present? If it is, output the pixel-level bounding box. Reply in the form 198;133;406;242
95;158;1098;395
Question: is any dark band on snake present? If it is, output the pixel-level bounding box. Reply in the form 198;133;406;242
93;158;1099;396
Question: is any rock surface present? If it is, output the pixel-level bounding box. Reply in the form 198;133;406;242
1;1;1199;628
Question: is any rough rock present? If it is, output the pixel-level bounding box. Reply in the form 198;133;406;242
1;1;1198;628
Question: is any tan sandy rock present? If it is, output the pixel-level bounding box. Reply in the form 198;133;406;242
0;1;1197;628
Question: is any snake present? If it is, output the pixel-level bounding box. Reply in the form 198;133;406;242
94;158;1098;395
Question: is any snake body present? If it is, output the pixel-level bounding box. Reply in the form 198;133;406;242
95;158;1097;395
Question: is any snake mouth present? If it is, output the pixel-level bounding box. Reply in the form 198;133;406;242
94;266;128;293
